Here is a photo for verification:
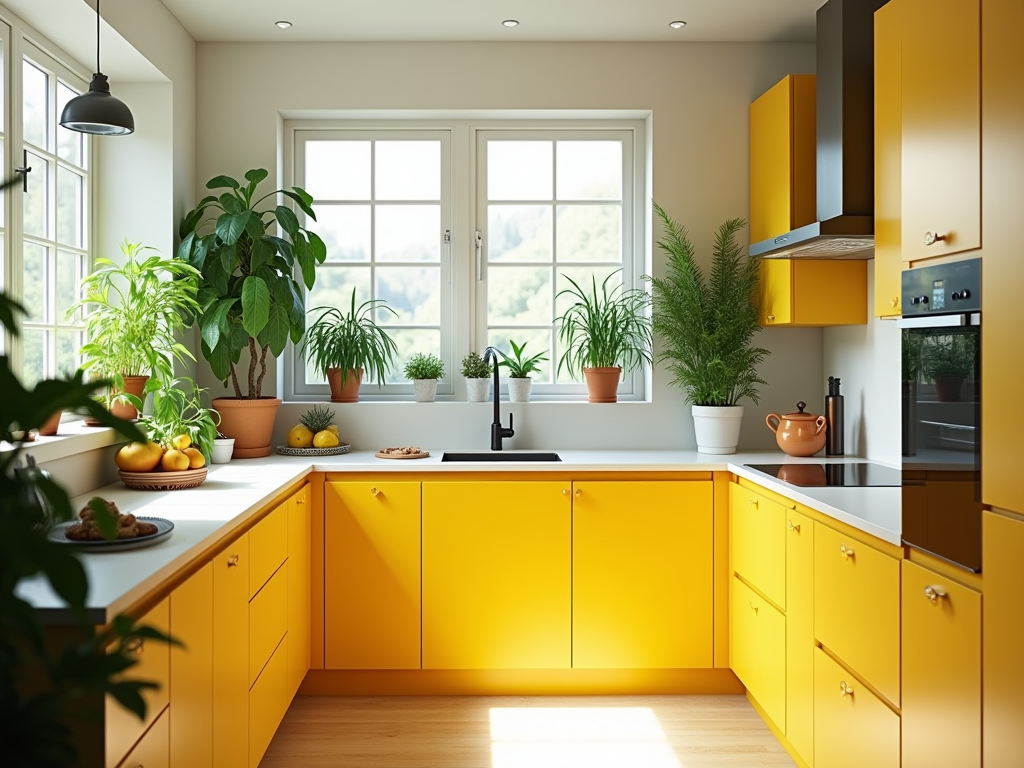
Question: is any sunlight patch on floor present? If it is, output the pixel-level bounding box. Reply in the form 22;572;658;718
489;707;683;768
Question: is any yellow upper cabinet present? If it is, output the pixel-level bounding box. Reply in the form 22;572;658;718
572;480;713;669
874;0;903;317
750;75;817;244
759;258;867;327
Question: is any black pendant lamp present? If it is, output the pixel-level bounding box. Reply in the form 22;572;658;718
60;0;134;135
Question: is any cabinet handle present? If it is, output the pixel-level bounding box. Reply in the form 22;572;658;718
889;296;899;308
766;314;776;322
924;585;947;602
575;488;582;497
839;680;854;698
840;545;855;559
749;602;758;613
749;498;759;508
125;638;144;655
227;554;239;567
787;520;800;532
562;489;569;495
296;497;304;505
370;487;380;497
924;231;947;246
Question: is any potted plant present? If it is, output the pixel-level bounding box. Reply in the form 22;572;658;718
647;203;769;454
404;352;445;402
211;431;236;464
300;289;399;402
136;378;220;470
461;351;493;402
177;169;325;458
923;333;975;402
496;340;548;403
555;270;652;403
72;239;200;420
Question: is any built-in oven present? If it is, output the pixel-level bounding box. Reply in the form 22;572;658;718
900;258;981;572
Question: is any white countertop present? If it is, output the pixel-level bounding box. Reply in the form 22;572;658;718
18;450;902;623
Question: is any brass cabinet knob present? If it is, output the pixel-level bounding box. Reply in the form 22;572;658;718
296;497;304;505
766;314;776;322
890;296;899;308
840;680;854;698
749;602;758;613
562;489;569;495
787;520;801;532
749;498;759;508
370;487;380;496
924;585;947;602
125;638;144;655
924;231;947;246
574;488;582;497
840;545;855;559
227;554;240;567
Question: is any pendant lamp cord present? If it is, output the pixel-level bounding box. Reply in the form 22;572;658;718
95;0;101;74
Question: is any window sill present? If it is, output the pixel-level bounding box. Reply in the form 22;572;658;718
0;421;122;465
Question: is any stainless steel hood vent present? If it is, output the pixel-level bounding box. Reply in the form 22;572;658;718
752;0;889;260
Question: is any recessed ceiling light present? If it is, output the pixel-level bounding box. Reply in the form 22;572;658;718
275;20;292;29
502;19;519;28
669;20;687;29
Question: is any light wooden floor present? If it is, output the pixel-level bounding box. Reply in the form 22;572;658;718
260;695;797;767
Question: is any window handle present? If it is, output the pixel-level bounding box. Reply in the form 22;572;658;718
444;229;452;285
15;150;32;193
475;230;483;282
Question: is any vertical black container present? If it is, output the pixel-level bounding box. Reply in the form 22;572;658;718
825;376;845;457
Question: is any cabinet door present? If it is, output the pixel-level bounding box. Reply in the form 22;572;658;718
730;483;786;608
119;706;169;768
874;0;903;317
901;0;981;261
760;260;867;327
573;480;713;668
287;485;311;695
759;259;793;326
249;502;288;599
785;509;814;766
325;481;421;669
213;534;249;768
422;481;571;669
170;562;213;768
249;635;288;768
731;576;786;730
902;560;980;768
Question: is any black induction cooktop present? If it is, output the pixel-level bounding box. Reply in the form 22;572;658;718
744;462;902;488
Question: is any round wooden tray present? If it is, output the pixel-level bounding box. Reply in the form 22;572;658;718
118;467;208;490
375;450;430;460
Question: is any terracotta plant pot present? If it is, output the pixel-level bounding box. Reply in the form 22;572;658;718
327;368;363;403
110;375;149;420
933;376;965;402
583;367;621;403
38;409;62;436
213;397;282;458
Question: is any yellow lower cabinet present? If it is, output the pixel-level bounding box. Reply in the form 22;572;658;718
422;481;571;669
213;534;249;768
249;635;288;768
287;485;311;694
119;706;169;768
249;501;288;600
249;561;288;688
814;647;899;768
731;576;786;730
325;481;421;669
785;509;814;766
902;560;981;768
573;480;713;668
730;482;787;609
169;562;213;768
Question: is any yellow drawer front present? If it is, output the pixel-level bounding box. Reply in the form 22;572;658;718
730;483;786;608
248;635;288;768
785;509;815;767
731;576;786;731
213;534;249;768
119;705;169;768
814;522;900;706
249;502;288;600
249;561;288;688
814;647;899;768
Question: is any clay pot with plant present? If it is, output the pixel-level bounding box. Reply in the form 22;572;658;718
177;169;325;457
461;351;493;402
923;333;975;402
405;352;445;402
496;340;548;403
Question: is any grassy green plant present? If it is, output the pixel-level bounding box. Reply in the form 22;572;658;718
497;339;548;379
138;378;220;464
555;270;652;378
460;351;492;379
404;352;445;380
300;405;335;433
301;289;399;386
646;202;769;407
177;169;326;399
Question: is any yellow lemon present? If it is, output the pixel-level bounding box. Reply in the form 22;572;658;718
326;425;340;437
115;441;163;472
171;434;191;451
183;447;206;469
312;430;340;448
288;424;315;448
161;449;191;472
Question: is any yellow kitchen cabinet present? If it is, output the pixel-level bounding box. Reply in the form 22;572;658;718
731;576;786;730
902;560;981;768
572;480;713;668
813;522;900;706
249;634;288;768
786;509;814;766
325;480;421;670
212;533;249;768
759;259;867;327
119;706;169;768
899;0;981;262
814;647;899;768
729;482;786;609
422;481;571;669
169;562;213;768
749;74;817;244
248;500;288;600
287;485;311;694
249;561;288;688
874;0;904;317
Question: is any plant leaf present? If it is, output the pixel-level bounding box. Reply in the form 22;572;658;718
215;212;250;246
275;206;300;236
206;174;240;190
241;276;271;337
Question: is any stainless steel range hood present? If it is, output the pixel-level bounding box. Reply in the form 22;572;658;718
752;0;889;260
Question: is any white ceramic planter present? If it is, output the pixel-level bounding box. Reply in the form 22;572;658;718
413;379;439;402
692;405;744;454
508;377;532;403
466;377;490;402
211;438;235;464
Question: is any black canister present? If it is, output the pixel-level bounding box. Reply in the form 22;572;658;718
825;376;845;457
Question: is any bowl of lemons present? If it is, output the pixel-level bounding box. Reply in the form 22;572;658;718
278;405;351;456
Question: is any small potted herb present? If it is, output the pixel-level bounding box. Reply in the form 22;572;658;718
460;351;493;402
404;353;445;402
496;340;547;403
211;431;235;464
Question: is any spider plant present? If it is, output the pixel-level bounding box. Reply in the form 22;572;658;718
496;339;547;379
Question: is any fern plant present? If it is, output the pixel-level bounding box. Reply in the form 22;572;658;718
646;203;769;407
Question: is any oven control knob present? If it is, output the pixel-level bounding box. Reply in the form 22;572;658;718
910;296;929;306
952;289;971;301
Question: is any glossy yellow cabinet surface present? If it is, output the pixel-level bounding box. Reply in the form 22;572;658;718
874;0;903;317
785;509;814;766
170;562;213;768
248;501;288;600
731;576;786;730
573;480;713;668
325;481;422;670
730;483;786;609
287;486;311;694
902;560;981;768
249;635;288;768
212;533;249;768
120;707;169;768
422;481;571;669
249;561;288;687
759;259;867;327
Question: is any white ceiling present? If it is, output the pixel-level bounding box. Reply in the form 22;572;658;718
158;0;823;43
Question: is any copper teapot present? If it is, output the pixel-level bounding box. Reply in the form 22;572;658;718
766;402;827;457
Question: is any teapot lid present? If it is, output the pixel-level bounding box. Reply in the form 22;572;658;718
783;401;820;420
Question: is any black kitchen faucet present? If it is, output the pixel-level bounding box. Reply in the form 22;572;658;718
482;347;514;451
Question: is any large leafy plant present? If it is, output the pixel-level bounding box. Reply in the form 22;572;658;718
177;169;325;399
647;202;769;407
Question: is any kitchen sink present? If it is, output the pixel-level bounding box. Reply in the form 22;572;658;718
441;451;562;463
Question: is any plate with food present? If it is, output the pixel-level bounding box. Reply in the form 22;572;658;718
375;446;430;460
48;500;174;552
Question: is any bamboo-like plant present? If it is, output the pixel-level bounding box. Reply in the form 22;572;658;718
300;289;399;386
555;270;652;378
496;339;548;379
647;202;769;406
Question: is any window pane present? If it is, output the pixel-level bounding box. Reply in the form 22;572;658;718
21;330;46;389
555;205;622;263
375;141;440;201
57;83;84;166
488;141;552;201
556;141;622;200
375;205;440;262
486;327;552;384
554;265;626;318
23;60;48;151
318;205;371;262
24;153;49;238
57;250;85;322
56;330;82;376
487;266;552;325
388;329;441;383
22;243;48;323
305;266;372;318
376;266;440;325
57;168;84;247
488;205;552;262
305;141;370;200
0;139;5;228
